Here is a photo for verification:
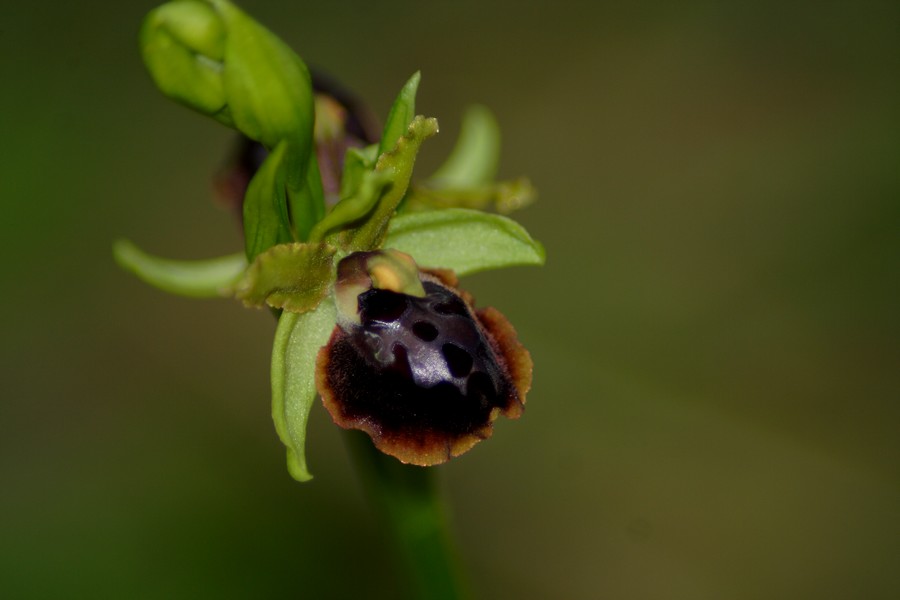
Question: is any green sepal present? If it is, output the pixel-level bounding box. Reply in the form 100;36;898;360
428;104;500;188
288;149;326;242
378;72;420;157
271;296;337;482
341;115;439;251
385;208;545;276
235;242;336;313
243;140;293;261
113;239;246;297
402;177;536;214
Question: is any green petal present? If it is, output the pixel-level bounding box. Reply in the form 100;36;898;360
308;169;392;243
341;116;439;251
288;149;326;242
113;239;246;297
271;297;337;482
378;72;420;157
385;208;545;276
235;242;336;313
307;76;427;248
338;144;379;201
243;140;293;261
428;104;500;188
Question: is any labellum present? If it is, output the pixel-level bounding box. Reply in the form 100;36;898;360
317;250;532;466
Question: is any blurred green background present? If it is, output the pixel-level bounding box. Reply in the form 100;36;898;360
2;1;898;598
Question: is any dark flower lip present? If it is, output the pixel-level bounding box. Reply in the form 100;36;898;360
316;269;532;466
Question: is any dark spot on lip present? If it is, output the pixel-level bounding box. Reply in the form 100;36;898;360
359;288;408;323
442;343;473;377
466;371;496;409
412;320;439;342
433;296;469;316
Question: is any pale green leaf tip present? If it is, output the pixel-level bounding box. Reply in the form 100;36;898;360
428;103;501;188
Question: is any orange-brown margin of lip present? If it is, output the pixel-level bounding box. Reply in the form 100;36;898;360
315;269;533;466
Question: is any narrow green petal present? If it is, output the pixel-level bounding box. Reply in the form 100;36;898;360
271;297;337;482
113;239;246;297
378;71;420;157
342;116;439;251
287;149;326;242
385;208;545;276
308;169;392;243
339;144;379;201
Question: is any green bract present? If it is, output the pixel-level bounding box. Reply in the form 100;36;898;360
119;0;544;481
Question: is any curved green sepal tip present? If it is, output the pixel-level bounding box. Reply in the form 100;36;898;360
271;298;337;482
113;239;247;297
428;104;500;188
235;242;336;313
385;208;545;276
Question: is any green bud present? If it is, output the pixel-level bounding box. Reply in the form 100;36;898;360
141;1;228;117
141;0;314;158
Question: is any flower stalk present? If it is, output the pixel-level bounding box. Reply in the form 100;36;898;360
347;432;469;600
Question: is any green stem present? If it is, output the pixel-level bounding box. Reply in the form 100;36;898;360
345;431;470;600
